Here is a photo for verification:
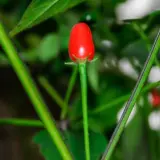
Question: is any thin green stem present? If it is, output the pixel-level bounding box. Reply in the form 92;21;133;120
91;94;128;114
102;29;160;160
61;65;78;120
0;118;43;127
38;76;67;110
132;22;159;159
72;81;160;122
79;62;90;160
0;23;72;160
92;81;160;114
65;66;78;104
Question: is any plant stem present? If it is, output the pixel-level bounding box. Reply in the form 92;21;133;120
38;76;67;110
0;23;72;160
91;94;128;114
0;118;43;127
79;62;90;160
92;81;160;114
101;29;160;160
61;65;78;120
72;81;160;122
133;22;158;159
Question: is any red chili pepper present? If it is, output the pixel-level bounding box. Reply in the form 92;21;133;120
68;23;95;62
151;89;160;107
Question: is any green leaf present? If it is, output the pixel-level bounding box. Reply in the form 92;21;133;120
66;131;107;160
88;75;130;132
34;130;61;160
38;33;59;63
122;40;148;63
70;74;130;132
87;56;100;93
10;0;85;36
33;130;107;160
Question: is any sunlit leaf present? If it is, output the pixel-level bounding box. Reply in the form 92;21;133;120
10;0;85;36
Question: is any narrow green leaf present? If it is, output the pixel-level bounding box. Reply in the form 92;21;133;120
10;0;85;36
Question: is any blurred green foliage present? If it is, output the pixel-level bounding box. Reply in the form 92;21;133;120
34;130;107;160
1;0;160;160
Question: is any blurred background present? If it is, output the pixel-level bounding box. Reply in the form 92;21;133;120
0;0;160;159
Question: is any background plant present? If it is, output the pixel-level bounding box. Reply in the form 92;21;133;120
0;0;160;160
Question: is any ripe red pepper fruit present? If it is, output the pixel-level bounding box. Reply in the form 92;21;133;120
151;89;160;107
68;23;95;62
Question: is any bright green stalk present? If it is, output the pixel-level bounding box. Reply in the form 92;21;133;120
61;65;78;119
79;62;90;160
102;29;160;160
132;22;159;159
0;118;43;127
0;23;72;160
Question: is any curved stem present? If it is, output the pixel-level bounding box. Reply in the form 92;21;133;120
79;62;90;160
0;23;72;160
61;65;78;119
0;118;43;127
102;29;160;160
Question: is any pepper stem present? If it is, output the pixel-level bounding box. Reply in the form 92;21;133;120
61;65;78;120
102;29;160;160
79;62;90;160
0;23;72;160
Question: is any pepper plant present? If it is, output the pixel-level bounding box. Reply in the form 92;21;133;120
0;1;160;160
